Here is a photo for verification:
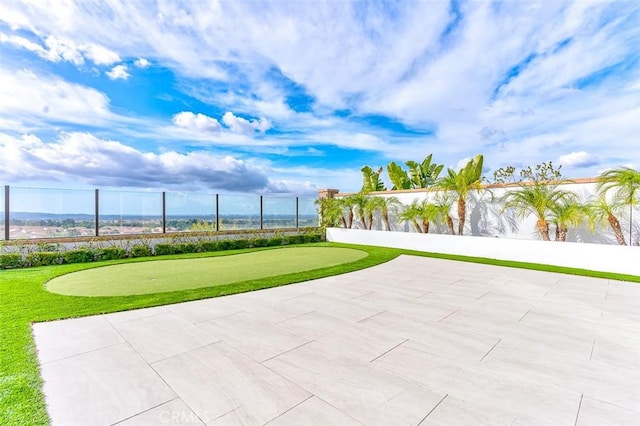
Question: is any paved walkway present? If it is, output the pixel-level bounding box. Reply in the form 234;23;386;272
33;255;640;425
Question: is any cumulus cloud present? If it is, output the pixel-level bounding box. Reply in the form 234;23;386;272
557;151;600;168
222;112;270;135
134;57;150;68
106;64;130;80
0;132;270;192
172;111;221;132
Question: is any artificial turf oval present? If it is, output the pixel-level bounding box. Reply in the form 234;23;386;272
46;246;368;297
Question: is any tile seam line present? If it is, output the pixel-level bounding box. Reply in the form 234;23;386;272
417;393;448;425
262;395;314;425
479;338;502;362
110;396;182;425
370;338;410;363
260;339;316;363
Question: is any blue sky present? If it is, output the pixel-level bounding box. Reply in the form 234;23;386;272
0;0;639;196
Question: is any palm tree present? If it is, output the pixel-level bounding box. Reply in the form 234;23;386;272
350;192;371;229
596;167;640;244
368;196;401;231
501;184;575;241
433;192;456;235
586;197;627;245
398;200;438;233
436;154;484;235
315;197;343;228
550;199;586;242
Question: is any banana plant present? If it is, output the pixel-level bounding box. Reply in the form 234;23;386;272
405;154;444;188
386;162;411;190
361;166;387;193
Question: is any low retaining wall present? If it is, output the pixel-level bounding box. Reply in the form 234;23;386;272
326;228;640;276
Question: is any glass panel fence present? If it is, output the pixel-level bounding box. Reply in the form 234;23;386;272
298;197;319;227
7;187;95;239
165;192;217;232
99;190;162;236
218;194;260;230
262;196;296;229
0;187;5;240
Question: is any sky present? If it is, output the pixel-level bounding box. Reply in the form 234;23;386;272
0;0;639;197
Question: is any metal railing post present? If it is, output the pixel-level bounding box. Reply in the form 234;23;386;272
260;195;263;230
4;185;9;241
215;194;219;232
296;196;299;229
162;191;166;234
94;189;99;237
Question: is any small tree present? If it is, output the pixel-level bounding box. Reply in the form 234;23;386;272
398;200;438;233
433;192;456;235
437;154;484;235
550;199;586;242
596;167;640;245
367;196;401;231
586;197;627;245
496;162;574;241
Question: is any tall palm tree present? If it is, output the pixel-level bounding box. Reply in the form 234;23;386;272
501;184;575;241
596;167;640;244
436;154;484;235
586;197;627;245
398;200;438;233
550;199;586;242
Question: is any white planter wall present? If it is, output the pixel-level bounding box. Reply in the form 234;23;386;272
326;227;640;276
334;181;640;246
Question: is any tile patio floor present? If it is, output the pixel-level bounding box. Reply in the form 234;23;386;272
33;255;640;425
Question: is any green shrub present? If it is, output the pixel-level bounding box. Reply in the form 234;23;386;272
285;235;305;244
304;233;322;243
267;236;284;247
95;247;127;261
63;249;95;264
175;242;199;254
26;252;61;267
251;238;270;248
199;241;219;252
0;253;24;269
228;239;249;250
130;245;153;258
154;244;175;256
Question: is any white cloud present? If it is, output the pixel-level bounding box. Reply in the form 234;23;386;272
0;68;112;129
172;111;221;132
558;151;600;168
84;43;121;65
106;64;130;80
134;57;150;68
222;112;270;135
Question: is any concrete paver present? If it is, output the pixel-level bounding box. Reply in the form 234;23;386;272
33;255;640;425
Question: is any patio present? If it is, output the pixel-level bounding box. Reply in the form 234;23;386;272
33;255;640;425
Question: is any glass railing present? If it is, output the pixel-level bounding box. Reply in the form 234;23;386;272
0;185;318;240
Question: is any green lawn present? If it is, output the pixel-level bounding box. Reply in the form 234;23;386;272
1;242;638;425
47;246;368;296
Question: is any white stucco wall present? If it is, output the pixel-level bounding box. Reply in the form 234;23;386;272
333;181;640;246
326;227;640;276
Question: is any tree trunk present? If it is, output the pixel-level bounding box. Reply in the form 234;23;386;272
558;226;568;242
347;210;353;228
422;220;430;234
340;216;347;228
537;219;550;241
457;197;466;235
359;213;367;230
446;215;455;235
555;226;560;241
412;220;423;233
367;212;373;230
608;213;627;245
382;209;391;231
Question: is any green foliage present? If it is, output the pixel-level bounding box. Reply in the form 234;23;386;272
174;242;200;254
199;241;220;252
95;247;127;261
63;249;95;264
398;200;439;233
493;161;562;184
130;245;153;258
597;167;640;207
361;166;387;193
405;153;444;188
386;161;411;190
189;219;217;232
0;253;24;269
154;244;175;255
316;197;344;228
251;238;271;248
25;252;61;267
